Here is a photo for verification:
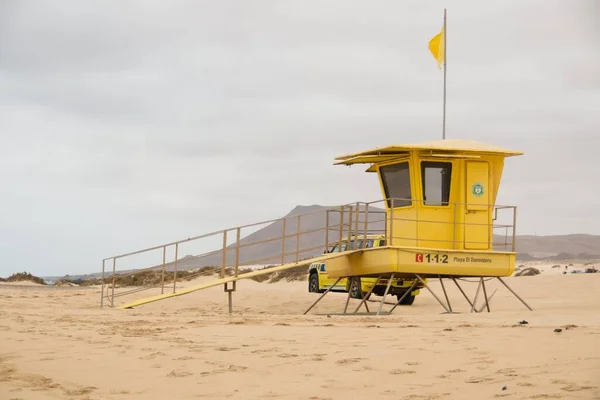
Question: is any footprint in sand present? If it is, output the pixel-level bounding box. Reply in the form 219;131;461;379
62;386;97;396
215;347;238;352
496;368;518;377
517;382;535;387
335;358;364;365
173;356;194;361
389;369;416;375
352;366;373;372
465;376;494;384
226;365;248;372
167;369;193;378
278;353;299;358
198;365;247;377
109;389;131;395
448;368;465;373
559;384;596;392
139;352;166;360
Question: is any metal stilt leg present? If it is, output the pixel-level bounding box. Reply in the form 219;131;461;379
377;274;395;316
477;289;497;313
343;283;353;314
480;278;491;313
415;274;451;313
451;278;477;312
388;280;419;313
439;276;453;313
470;279;482;313
352;276;380;314
303;277;342;315
496;277;533;311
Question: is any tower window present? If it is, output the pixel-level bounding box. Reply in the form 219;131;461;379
380;162;412;208
421;161;452;206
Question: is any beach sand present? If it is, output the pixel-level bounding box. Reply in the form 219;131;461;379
1;272;599;399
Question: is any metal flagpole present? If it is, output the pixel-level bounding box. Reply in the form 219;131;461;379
442;8;447;140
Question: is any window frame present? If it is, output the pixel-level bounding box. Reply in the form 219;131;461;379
378;160;413;209
420;160;453;207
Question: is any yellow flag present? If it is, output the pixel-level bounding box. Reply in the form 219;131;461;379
428;25;445;69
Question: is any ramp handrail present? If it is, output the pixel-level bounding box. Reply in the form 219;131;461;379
100;198;516;308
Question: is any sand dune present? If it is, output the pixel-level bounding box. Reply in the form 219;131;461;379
1;273;599;400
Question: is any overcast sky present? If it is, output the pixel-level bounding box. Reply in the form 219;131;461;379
1;0;599;277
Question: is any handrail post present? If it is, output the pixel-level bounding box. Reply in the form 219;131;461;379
100;260;105;308
235;227;241;277
281;218;287;265
295;215;301;263
172;243;178;293
110;258;116;307
347;205;353;249
161;246;166;294
221;230;228;278
325;210;330;253
512;206;517;252
354;202;360;247
363;203;369;248
338;206;344;250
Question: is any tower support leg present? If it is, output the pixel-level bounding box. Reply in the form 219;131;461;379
352;276;381;314
451;278;477;312
480;278;491;313
388;280;419;313
439;276;453;313
377;274;395;316
303;277;342;315
415;274;452;314
497;277;533;311
477;289;497;313
470;279;483;313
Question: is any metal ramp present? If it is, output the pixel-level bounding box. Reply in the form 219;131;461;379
101;202;387;309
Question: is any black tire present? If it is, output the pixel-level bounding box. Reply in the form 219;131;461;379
308;273;320;293
349;277;370;300
397;292;416;305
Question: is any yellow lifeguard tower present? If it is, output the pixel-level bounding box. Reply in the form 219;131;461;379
304;138;532;315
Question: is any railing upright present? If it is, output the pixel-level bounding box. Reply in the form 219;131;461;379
161;246;166;294
100;260;106;308
173;243;179;293
295;215;301;263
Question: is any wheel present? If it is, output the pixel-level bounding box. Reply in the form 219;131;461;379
349;277;370;300
308;273;320;293
396;292;416;305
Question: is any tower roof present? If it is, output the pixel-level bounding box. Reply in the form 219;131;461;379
334;138;523;166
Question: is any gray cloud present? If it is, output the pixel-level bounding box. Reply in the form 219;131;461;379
0;0;599;276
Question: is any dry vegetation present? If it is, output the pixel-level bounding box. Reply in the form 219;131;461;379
246;265;309;283
2;272;47;285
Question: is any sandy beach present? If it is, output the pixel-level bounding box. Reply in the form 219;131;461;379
1;271;599;400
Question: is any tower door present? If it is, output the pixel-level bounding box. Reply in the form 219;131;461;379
464;161;490;250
